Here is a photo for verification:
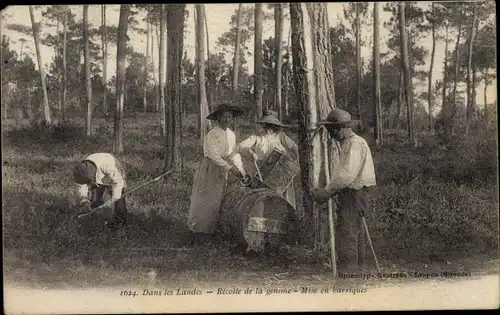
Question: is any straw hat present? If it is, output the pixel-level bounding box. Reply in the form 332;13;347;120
317;108;360;128
257;110;289;128
73;160;97;185
206;103;244;120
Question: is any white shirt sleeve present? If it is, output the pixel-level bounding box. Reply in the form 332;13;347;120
76;184;89;203
204;129;233;172
100;160;125;202
325;138;365;194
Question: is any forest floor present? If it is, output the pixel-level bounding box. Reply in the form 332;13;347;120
2;113;499;307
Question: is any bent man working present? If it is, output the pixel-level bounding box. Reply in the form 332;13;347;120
311;108;377;273
73;152;127;231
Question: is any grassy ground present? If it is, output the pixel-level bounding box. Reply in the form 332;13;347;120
2;113;499;289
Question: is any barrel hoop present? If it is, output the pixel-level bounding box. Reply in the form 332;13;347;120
228;188;271;218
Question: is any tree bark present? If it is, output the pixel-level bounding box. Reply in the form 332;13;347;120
56;19;61;115
62;7;67;121
291;3;337;246
441;25;449;131
232;4;243;104
102;4;108;115
398;2;415;146
291;3;317;242
0;11;3;47
284;26;291;117
194;8;200;130
150;18;159;113
113;4;130;154
159;5;166;137
465;5;477;135
450;23;462;134
309;3;338;248
29;5;51;126
483;69;488;121
83;5;92;137
196;4;210;143
275;4;284;119
355;3;362;120
165;4;185;172
144;10;150;114
254;4;264;119
203;7;215;111
373;2;382;145
428;3;436;134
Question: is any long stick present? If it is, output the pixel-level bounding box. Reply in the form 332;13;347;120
253;159;263;182
77;169;174;219
323;129;337;278
362;217;381;273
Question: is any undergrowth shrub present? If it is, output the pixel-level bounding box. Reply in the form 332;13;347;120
369;178;499;261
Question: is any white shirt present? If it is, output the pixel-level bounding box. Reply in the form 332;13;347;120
203;126;245;176
325;133;376;193
76;153;126;204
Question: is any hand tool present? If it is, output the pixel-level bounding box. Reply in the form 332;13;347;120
77;169;174;219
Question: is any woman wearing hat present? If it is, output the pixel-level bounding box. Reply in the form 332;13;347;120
231;110;299;208
72;153;127;230
188;103;247;245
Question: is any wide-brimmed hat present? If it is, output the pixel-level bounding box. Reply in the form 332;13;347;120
257;110;289;128
317;108;360;128
73;160;97;185
206;103;244;120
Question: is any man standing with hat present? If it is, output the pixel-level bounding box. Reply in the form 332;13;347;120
310;108;376;273
188;103;247;245
73;153;127;230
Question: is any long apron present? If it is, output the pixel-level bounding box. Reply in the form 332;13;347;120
187;156;229;234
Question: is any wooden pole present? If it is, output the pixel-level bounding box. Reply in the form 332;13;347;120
323;127;336;278
362;217;381;273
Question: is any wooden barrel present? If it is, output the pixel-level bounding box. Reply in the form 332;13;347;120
218;186;299;253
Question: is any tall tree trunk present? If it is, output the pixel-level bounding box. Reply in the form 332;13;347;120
194;7;200;129
373;2;382;145
83;5;92;137
143;11;150;114
450;23;462;135
284;26;291;117
150;18;159;113
441;25;449;131
483;69;488;121
29;5;51;126
275;4;284;119
196;4;210;143
291;3;336;246
159;5;166;137
56;19;61;115
465;5;477;135
471;19;479;121
102;4;108;116
254;4;263;119
165;4;185;172
232;4;243;104
399;2;415;146
309;2;337;248
291;2;317;242
355;2;362;120
0;11;3;46
428;3;436;134
203;7;215;111
62;7;67;121
396;71;403;129
113;4;131;154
